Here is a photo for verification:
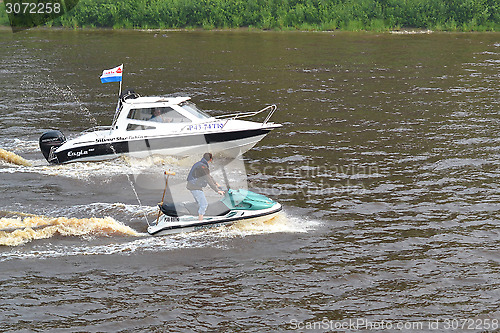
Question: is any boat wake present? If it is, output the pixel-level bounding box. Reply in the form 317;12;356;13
228;212;317;235
0;139;246;185
0;148;32;167
0;212;140;246
0;142;189;180
148;211;319;241
0;207;317;239
0;209;320;262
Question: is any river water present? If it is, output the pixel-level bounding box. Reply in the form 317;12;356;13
1;29;499;332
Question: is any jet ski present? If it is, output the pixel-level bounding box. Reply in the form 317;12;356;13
39;89;280;164
147;189;282;236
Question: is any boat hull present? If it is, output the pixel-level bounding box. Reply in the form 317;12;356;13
48;129;271;164
147;203;282;236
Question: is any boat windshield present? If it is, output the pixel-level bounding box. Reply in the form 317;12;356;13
179;101;211;119
127;107;191;123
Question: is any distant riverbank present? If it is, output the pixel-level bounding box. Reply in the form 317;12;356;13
4;25;498;36
1;0;499;32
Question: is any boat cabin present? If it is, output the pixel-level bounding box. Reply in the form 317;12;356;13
113;96;214;132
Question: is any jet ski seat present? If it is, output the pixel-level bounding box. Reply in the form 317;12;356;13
160;200;230;217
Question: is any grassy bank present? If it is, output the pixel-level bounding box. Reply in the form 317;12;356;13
2;0;499;32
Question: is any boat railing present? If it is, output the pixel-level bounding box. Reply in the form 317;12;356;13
180;104;277;131
215;104;277;125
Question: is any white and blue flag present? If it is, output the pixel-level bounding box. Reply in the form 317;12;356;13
100;65;123;83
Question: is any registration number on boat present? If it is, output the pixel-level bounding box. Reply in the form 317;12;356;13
194;222;224;231
187;123;224;131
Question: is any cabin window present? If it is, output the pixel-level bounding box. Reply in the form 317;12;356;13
126;124;156;131
179;101;210;119
127;107;192;123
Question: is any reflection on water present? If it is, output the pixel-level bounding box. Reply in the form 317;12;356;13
1;30;499;331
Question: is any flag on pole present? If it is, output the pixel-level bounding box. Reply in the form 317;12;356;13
100;65;123;83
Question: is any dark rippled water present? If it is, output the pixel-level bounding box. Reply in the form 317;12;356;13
1;29;500;332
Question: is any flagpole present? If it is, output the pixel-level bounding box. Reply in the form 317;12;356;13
112;64;124;130
118;64;123;98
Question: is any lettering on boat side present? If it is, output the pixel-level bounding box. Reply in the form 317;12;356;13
193;222;224;231
95;135;145;143
187;123;224;131
67;148;95;157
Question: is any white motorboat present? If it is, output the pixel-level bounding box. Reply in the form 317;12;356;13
39;90;280;164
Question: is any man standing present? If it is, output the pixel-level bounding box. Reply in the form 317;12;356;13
186;153;224;220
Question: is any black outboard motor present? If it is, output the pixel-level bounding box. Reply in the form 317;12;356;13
39;130;66;164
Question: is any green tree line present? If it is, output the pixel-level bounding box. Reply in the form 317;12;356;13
2;0;499;31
